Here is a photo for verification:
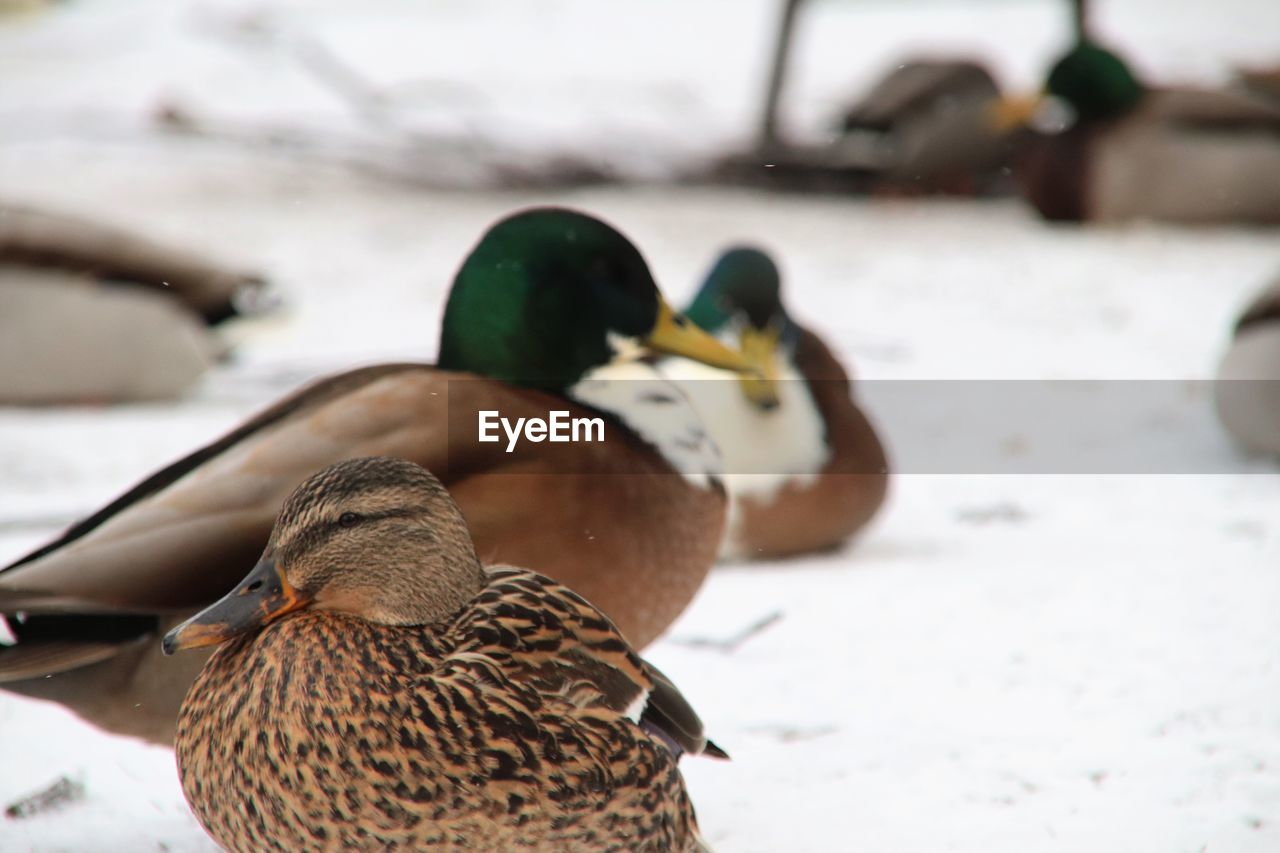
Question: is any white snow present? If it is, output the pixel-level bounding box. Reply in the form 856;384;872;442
2;1;1280;851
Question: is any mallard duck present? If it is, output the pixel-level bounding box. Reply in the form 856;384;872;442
999;40;1280;223
835;57;1014;195
1216;271;1280;455
656;247;888;559
0;207;753;745
0;204;268;403
165;456;724;852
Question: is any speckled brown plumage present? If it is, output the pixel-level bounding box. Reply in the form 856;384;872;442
169;457;718;852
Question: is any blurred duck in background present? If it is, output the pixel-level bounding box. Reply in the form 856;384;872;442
835;58;1016;196
1237;63;1280;103
998;26;1280;223
1216;271;1280;456
658;247;888;559
0;204;269;404
0;207;756;745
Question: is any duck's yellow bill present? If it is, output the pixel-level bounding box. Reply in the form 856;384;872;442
162;557;309;655
644;300;758;376
990;92;1046;131
738;325;781;411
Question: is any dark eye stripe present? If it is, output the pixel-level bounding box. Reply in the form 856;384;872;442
330;507;418;532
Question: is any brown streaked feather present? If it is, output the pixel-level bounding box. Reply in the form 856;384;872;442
176;568;712;852
459;568;652;710
461;568;721;761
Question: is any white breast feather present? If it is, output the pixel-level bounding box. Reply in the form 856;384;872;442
569;359;722;488
656;346;830;556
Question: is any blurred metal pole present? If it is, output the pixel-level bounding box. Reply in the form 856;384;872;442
758;0;804;154
1072;0;1088;40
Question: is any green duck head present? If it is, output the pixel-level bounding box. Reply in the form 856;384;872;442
992;40;1146;131
1046;41;1146;122
686;246;796;411
437;208;753;393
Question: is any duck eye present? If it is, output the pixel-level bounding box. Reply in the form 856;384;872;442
338;512;361;528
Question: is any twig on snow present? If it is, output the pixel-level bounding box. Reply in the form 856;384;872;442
4;776;86;820
666;610;784;654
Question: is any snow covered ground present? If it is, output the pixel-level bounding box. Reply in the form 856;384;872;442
2;1;1280;851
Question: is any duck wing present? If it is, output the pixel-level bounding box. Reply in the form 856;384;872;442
1149;87;1280;132
0;363;470;687
0;363;453;614
461;567;725;760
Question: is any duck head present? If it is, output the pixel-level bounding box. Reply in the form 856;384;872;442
163;457;485;653
1047;42;1146;122
994;41;1146;131
436;207;755;393
685;246;793;411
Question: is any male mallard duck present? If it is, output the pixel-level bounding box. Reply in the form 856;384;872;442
656;247;888;559
1216;271;1280;455
0;207;753;745
165;456;723;852
1000;40;1280;223
0;204;268;403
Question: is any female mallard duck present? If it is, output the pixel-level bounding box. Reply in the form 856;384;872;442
1000;40;1280;223
656;247;888;559
1216;271;1280;455
0;207;753;745
165;456;724;852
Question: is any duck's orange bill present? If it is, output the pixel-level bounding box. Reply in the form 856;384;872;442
161;557;310;655
990;92;1047;131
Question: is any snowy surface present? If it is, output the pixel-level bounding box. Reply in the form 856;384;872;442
3;1;1280;851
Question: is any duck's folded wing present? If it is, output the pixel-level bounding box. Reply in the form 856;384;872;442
1154;87;1280;130
638;662;729;759
0;363;452;613
463;568;724;759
